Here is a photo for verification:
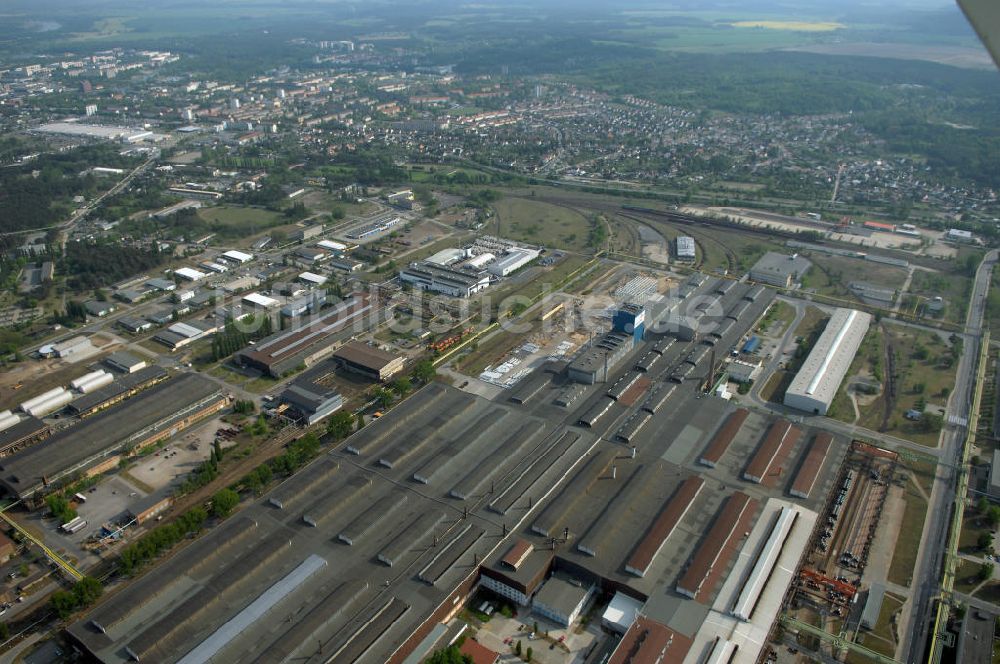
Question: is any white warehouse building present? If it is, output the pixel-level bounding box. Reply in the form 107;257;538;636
784;308;871;415
676;236;696;261
488;248;539;277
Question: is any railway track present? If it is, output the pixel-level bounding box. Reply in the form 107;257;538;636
616;209;738;273
534;193;744;273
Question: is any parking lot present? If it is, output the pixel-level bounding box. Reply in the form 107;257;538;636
127;414;227;493
27;474;143;569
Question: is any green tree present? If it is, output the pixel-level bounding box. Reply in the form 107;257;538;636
50;590;79;619
978;561;995;582
72;576;103;605
211;488;240;519
515;641;522;657
978;497;990;514
425;645;472;664
374;387;394;409
978;531;993;551
526;646;533;662
391;376;412;397
356;412;366;431
919;413;944;434
413;360;436;383
325;411;354;439
45;494;76;523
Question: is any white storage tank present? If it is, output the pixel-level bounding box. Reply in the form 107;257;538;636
19;387;68;413
0;414;20;433
24;390;73;417
78;372;113;393
71;370;108;391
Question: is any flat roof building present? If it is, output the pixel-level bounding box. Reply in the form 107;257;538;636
989;449;1000;501
242;292;280;309
487;248;539;277
221;250;253;264
332;342;404;382
104;351;147;374
293;225;323;242
174;267;207;282
238;294;374;377
0;374;225;502
399;262;491;298
861;583;886;630
749;252;811;289
293;247;327;263
676;236;696;260
145;278;176;292
84;300;115;317
532;573;592;627
329;257;364;273
947;228;974;243
279;368;344;425
784;308;871;415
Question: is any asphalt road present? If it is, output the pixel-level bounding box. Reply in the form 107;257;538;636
902;248;998;663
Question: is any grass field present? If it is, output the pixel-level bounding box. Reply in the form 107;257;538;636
888;472;929;587
296;190;375;218
793;305;829;340
985;269;1000;337
807;254;909;298
960;507;994;555
826;325;884;423
756;300;795;337
730;20;844;31
197;206;285;234
599;21;827;54
494;198;593;252
827;322;955;446
955;559;985;595
868;325;957;446
855;591;903;658
909;269;973;325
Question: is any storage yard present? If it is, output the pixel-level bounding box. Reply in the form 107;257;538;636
784;443;900;654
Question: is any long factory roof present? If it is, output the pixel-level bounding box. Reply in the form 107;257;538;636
785;307;871;410
743;419;801;485
69;382;588;664
789;432;834;499
0;373;223;498
239;294;371;368
71;280;840;664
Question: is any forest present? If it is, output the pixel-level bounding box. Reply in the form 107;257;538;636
0;144;140;234
64;241;166;290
